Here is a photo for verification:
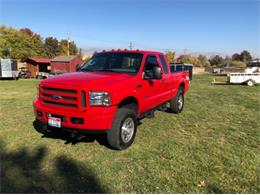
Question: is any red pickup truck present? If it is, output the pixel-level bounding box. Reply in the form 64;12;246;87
33;50;190;150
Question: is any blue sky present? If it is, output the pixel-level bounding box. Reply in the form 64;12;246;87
0;0;259;57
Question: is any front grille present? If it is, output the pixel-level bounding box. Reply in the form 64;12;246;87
42;87;76;94
43;100;78;108
42;93;77;102
40;86;81;110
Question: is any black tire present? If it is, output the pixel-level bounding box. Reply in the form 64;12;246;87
169;87;184;114
107;108;137;150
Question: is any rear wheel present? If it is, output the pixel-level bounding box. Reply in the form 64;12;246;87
107;108;137;150
169;87;184;114
247;80;254;86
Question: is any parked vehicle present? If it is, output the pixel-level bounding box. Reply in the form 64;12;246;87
36;72;49;79
170;63;193;81
0;59;19;79
33;50;190;150
228;73;260;86
18;68;32;79
47;72;64;78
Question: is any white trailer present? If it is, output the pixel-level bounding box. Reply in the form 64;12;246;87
228;73;260;86
0;59;19;79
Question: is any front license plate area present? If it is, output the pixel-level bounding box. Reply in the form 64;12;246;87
48;117;61;128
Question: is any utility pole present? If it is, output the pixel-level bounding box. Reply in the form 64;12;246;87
67;33;70;56
129;42;133;50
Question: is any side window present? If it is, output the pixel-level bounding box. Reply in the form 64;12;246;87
159;54;169;74
144;55;159;72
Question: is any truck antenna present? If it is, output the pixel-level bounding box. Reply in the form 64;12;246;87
67;33;70;56
129;42;133;50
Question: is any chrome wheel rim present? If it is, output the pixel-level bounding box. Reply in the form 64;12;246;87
177;94;183;110
121;117;135;143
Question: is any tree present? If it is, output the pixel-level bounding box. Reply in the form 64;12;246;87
230;60;247;68
19;28;34;36
197;55;210;67
44;37;59;58
232;53;241;61
69;41;78;55
19;27;45;58
223;56;231;67
240;50;252;65
58;39;78;56
0;25;80;60
0;26;35;60
209;55;224;67
165;51;175;63
177;55;201;67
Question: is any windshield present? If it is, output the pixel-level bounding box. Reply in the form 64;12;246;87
80;52;143;74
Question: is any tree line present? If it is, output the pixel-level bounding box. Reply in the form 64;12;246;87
0;25;254;68
0;26;81;61
165;50;254;68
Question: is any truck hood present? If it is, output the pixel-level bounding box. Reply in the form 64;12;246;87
42;72;133;89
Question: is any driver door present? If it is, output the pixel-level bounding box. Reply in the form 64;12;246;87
137;54;164;112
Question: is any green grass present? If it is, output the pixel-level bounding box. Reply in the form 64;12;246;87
0;75;259;193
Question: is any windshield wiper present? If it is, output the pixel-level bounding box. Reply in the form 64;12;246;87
81;68;96;72
97;69;119;72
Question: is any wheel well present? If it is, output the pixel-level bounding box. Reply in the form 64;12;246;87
180;82;185;90
118;97;138;113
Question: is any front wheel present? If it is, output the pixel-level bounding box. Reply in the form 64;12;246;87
169;87;184;114
107;108;137;150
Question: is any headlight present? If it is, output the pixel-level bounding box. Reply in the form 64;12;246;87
89;91;111;106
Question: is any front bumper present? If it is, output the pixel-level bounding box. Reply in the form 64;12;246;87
33;98;117;131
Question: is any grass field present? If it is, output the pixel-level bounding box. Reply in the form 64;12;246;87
0;75;259;193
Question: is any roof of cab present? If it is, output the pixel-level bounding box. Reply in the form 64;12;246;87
100;49;164;55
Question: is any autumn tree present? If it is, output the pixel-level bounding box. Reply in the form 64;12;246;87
165;51;175;63
0;25;81;60
0;26;45;60
209;55;224;67
19;28;34;36
230;60;247;68
44;37;59;58
197;55;210;67
176;55;200;67
58;39;78;56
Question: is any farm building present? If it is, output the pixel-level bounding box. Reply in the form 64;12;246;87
51;56;83;73
25;58;51;78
